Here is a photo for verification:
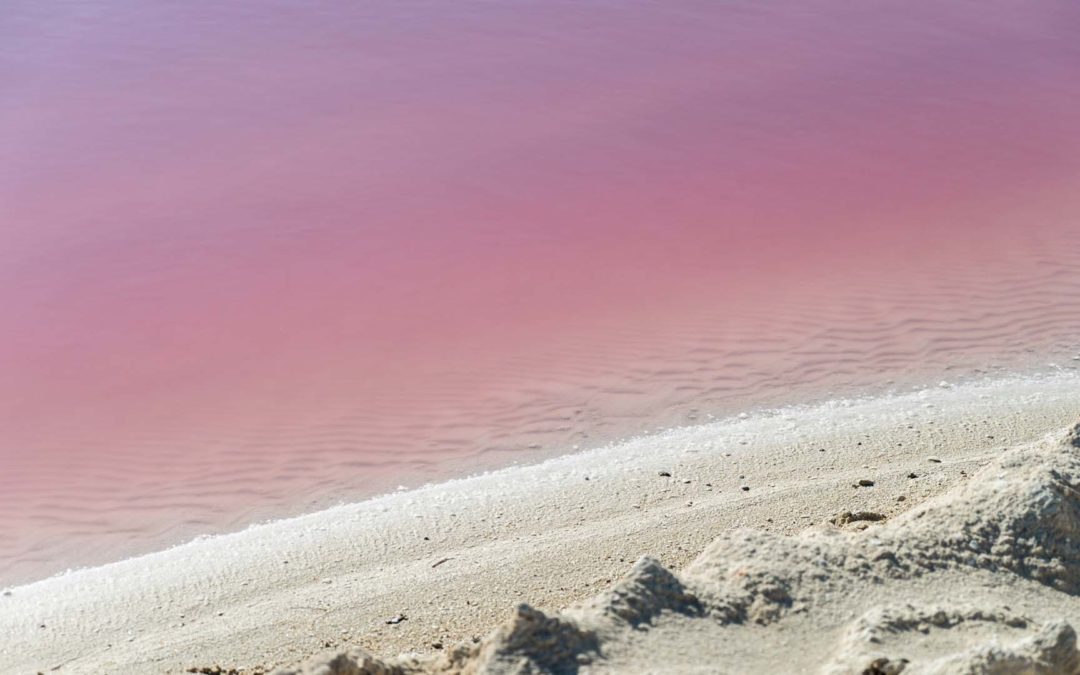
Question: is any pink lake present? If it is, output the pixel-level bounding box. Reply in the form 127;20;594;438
3;0;1080;584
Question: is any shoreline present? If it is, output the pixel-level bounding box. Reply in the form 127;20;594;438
4;370;1080;673
10;358;1078;589
6;354;1078;589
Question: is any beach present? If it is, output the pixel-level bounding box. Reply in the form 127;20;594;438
7;1;1080;673
5;371;1080;674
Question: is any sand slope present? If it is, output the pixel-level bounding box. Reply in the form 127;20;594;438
276;423;1080;674
4;373;1080;674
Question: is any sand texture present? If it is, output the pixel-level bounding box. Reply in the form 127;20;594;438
280;422;1080;674
4;373;1080;674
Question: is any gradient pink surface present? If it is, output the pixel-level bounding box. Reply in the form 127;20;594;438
3;1;1080;583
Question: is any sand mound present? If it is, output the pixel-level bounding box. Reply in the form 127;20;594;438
823;607;1076;675
273;424;1080;675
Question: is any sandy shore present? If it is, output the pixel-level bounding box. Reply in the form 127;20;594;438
4;372;1080;674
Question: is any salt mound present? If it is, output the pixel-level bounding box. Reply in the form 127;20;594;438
274;424;1080;675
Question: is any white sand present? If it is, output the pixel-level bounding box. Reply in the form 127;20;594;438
4;372;1080;674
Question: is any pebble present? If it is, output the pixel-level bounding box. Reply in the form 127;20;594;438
907;473;918;479
386;614;407;625
831;511;885;526
856;479;875;487
927;457;942;463
658;471;672;477
741;486;750;492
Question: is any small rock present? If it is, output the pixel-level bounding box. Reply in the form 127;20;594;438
856;479;875;487
682;479;691;484
741;486;750;492
865;657;909;674
831;511;885;526
907;472;918;479
897;496;906;502
658;471;672;477
432;641;443;650
386;614;407;625
927;457;942;463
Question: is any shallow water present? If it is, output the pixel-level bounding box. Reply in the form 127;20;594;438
3;0;1080;584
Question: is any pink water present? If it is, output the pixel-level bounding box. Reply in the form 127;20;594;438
3;1;1080;584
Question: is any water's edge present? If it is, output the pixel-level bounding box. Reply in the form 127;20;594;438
10;365;1080;592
